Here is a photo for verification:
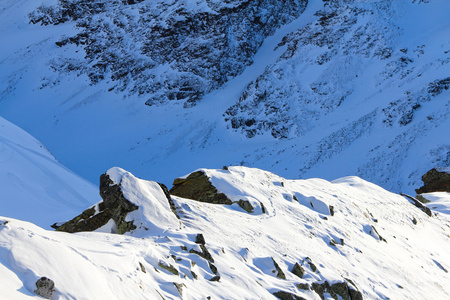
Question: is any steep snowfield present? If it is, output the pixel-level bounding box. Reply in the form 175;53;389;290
0;116;98;228
0;0;449;193
1;165;450;299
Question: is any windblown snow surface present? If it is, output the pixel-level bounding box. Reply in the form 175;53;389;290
1;164;450;299
0;0;448;194
0;116;98;228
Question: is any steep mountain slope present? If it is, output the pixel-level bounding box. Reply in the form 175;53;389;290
0;116;98;228
1;165;449;299
0;0;449;194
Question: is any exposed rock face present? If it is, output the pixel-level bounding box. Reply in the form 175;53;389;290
29;0;308;107
401;193;432;217
53;172;138;233
273;291;307;300
34;277;55;299
170;171;232;204
415;168;450;194
311;280;363;300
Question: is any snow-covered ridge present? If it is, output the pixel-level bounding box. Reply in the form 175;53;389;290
3;164;450;299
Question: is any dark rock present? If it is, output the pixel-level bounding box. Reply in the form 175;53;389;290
34;277;55;299
401;193;432;217
415;194;430;204
191;271;198;280
236;199;254;213
272;258;286;279
291;262;304;279
139;262;146;273
158;183;180;219
296;283;309;290
209;262;218;275
273;291;307;300
261;202;267;214
209;276;221;282
53;172;138;233
158;261;179;276
173;282;185;297
311;280;363;300
305;257;317;272
416;168;450;194
170;171;232;205
329;205;335;216
195;233;206;245
189;244;214;263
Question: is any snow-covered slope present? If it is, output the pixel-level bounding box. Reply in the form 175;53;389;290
1;166;450;299
0;116;98;228
0;0;449;195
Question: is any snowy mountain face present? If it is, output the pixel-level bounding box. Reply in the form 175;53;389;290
1;165;450;299
28;0;307;108
0;0;449;195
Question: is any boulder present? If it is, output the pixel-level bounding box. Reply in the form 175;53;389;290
34;277;55;299
311;280;363;300
170;171;232;205
53;172;138;233
416;168;450;194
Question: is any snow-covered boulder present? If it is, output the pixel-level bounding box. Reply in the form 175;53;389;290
54;167;180;235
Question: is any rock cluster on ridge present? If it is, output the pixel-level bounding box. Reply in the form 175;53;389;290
53;167;180;234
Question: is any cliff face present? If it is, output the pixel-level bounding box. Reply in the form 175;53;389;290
30;0;307;107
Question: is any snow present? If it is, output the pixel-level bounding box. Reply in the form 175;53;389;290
422;192;450;215
1;165;450;299
0;116;98;229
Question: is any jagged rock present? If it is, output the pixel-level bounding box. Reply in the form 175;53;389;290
53;172;138;233
415;168;450;194
170;171;232;205
189;244;215;263
272;258;286;279
209;262;218;275
53;169;179;234
173;282;186;297
158;261;179;275
158;183;180;219
273;291;307;300
401;193;432;217
236;199;254;213
34;277;55;299
139;262;146;273
291;262;304;279
311;280;363;300
195;233;206;245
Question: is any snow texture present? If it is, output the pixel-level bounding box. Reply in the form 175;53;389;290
0;165;450;299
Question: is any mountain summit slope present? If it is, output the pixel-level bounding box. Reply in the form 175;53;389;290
0;0;449;193
1;166;450;299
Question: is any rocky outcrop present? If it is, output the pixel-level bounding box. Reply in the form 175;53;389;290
415;168;450;194
273;291;307;300
311;280;363;300
29;0;308;107
52;172;138;233
401;193;432;217
170;171;232;205
34;277;55;299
